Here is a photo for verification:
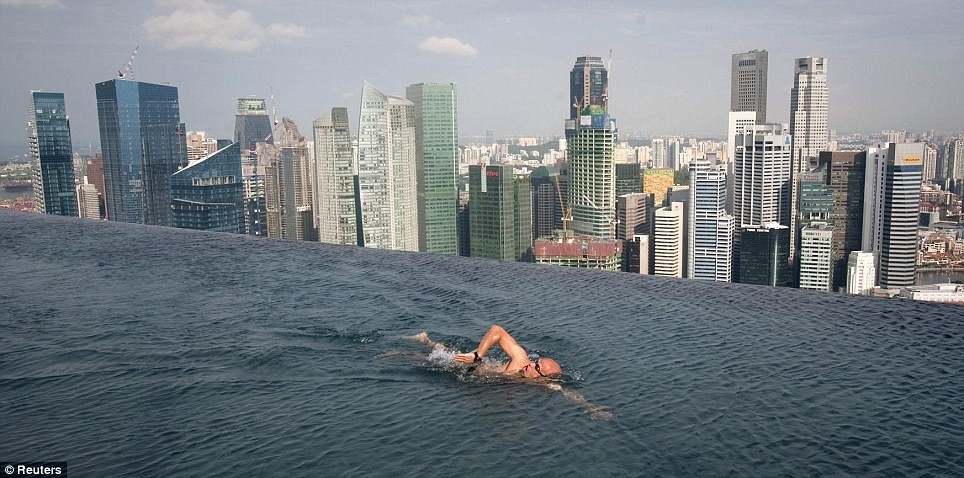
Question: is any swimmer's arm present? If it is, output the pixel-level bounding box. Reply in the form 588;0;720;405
540;383;613;421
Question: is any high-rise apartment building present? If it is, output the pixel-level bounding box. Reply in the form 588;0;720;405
356;82;418;251
862;143;924;289
688;160;734;282
406;83;459;254
234;97;273;152
171;141;244;233
819;151;866;291
28;91;78;216
653;201;684;278
95;79;186;225
468;164;531;261
313;107;357;245
789;57;829;261
731;50;768;124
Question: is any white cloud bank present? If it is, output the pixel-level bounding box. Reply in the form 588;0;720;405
143;1;307;52
0;0;64;8
417;36;477;57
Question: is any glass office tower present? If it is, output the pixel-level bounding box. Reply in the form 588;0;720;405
27;91;78;216
95;79;186;225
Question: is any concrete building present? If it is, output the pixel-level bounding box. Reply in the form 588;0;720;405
534;233;622;271
899;283;964;303
75;178;100;219
688;160;734;282
789;57;829;261
731;49;768;124
731;123;792;281
846;251;876;295
798;221;834;291
624;234;650;274
615;192;653;241
653;201;684;278
261;118;313;241
234;97;273;153
313;107;358;246
530;166;564;240
566;113;615;238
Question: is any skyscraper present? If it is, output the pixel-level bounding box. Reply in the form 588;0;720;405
261;118;313;240
170;141;244;233
731;50;768;124
313;107;357;245
642;168;674;207
653;202;684;278
862;143;924;289
846;251;876;295
739;224;790;287
356;82;418;251
234;97;273;152
27;91;78;216
819;151;866;291
731;123;792;281
566;56;615;238
789;57;829;260
468;164;531;261
688;160;734;282
406;83;459;254
95;79;186;225
798;221;834;291
569;55;608;120
530;166;563;240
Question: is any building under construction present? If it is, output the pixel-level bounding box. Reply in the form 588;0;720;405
533;231;622;270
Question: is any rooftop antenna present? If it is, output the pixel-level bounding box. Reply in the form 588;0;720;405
270;86;278;125
117;46;139;80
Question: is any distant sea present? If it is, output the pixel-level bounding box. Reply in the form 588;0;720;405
1;211;962;476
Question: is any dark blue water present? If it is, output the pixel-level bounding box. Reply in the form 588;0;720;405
2;211;963;477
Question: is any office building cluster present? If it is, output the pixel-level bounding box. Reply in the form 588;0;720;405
19;51;964;301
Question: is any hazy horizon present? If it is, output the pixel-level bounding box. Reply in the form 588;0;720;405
2;0;963;160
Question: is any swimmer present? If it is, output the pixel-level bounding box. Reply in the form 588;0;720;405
451;324;563;379
410;328;611;419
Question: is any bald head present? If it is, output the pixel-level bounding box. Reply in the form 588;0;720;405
537;358;563;378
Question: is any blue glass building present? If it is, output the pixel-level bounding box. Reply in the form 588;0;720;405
95;79;186;226
171;142;244;233
28;92;78;216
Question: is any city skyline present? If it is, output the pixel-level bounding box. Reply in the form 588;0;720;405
2;1;963;160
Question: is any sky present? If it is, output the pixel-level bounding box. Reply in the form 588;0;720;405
1;0;963;159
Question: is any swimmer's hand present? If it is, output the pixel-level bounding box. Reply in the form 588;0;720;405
453;353;477;364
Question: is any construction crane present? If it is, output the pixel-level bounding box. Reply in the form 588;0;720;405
553;175;572;232
117;46;139;80
603;48;613;112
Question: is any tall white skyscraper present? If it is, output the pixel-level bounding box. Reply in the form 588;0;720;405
846;251;876;295
789;57;829;260
653;201;684;277
731;123;793;280
731;49;768;124
356;81;419;251
688;160;734;282
861;142;924;289
313;107;357;246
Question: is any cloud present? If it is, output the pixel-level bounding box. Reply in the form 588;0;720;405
0;0;63;7
417;36;477;57
400;14;438;28
143;0;307;52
